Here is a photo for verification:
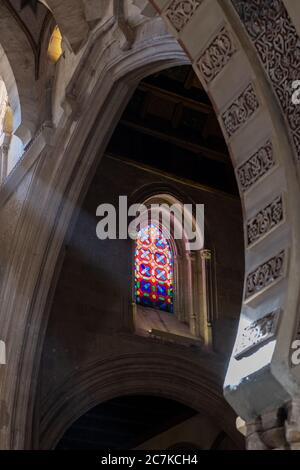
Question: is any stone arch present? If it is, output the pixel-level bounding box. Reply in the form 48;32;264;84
0;45;20;135
0;21;189;450
128;181;216;252
38;353;242;449
0;2;299;450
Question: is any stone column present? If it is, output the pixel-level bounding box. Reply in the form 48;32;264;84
0;340;5;365
185;251;196;335
191;251;201;338
200;249;213;346
285;399;300;450
174;253;185;323
0;134;10;184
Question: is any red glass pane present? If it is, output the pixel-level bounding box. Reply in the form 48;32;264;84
135;225;173;313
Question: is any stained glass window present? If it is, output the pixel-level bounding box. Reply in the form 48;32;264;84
135;224;174;313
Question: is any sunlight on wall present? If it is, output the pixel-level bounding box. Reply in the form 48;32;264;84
0;78;23;182
3;104;13;135
0;79;8;135
47;26;63;64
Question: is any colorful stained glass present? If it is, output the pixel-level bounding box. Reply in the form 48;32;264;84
135;224;173;313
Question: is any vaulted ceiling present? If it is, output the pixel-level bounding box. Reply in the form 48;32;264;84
4;0;51;78
56;395;196;450
5;0;90;56
6;0;50;42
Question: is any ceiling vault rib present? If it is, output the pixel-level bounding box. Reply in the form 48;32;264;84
3;0;52;80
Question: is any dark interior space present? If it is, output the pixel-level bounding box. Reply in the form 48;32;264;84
56;395;196;450
107;65;238;196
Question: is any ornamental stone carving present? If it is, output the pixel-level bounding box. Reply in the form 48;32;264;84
236;140;275;192
232;0;300;159
247;195;284;247
221;83;259;137
245;250;286;301
197;26;237;84
165;0;203;32
234;309;280;360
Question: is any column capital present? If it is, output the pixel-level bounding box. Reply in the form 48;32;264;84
200;249;212;260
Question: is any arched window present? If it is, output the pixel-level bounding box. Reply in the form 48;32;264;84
132;193;215;347
135;224;174;313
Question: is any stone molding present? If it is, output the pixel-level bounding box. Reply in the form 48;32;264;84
0;124;53;210
38;352;240;449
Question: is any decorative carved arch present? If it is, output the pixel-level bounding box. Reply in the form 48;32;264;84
149;0;300;420
38;353;242;449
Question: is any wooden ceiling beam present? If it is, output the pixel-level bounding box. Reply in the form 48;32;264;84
138;82;212;114
120;119;229;164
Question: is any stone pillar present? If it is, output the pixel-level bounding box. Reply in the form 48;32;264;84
0;340;5;365
0;135;10;184
185;251;196;336
200;249;213;346
191;251;201;338
174;253;185;323
285;399;300;450
237;400;300;450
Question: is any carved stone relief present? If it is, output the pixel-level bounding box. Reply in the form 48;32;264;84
236;140;275;192
165;0;203;32
234;309;280;360
247;195;284;247
245;250;286;301
197;26;237;84
221;83;259;137
232;0;300;159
